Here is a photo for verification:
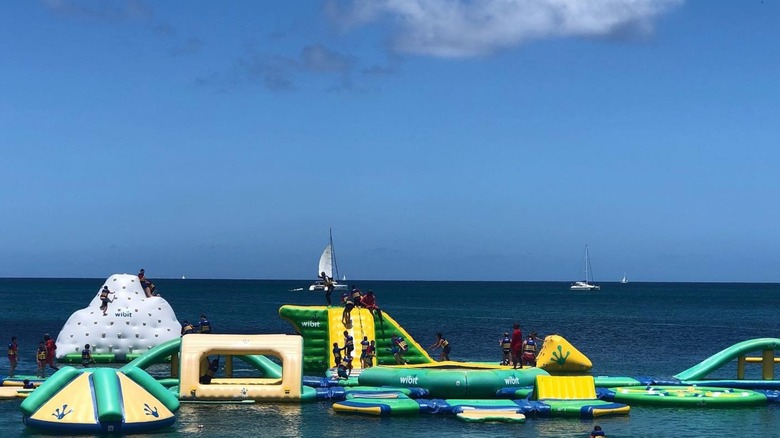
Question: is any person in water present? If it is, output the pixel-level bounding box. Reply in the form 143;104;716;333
589;425;605;437
35;341;47;378
7;336;18;377
43;334;58;372
99;285;115;316
200;357;220;384
180;320;195;335
360;290;383;322
499;332;512;365
321;271;334;305
429;332;451;361
510;323;523;369
81;344;95;368
197;314;212;333
22;379;34;389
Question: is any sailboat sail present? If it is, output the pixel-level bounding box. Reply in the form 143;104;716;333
318;244;334;278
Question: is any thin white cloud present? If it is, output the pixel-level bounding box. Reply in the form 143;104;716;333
331;0;683;57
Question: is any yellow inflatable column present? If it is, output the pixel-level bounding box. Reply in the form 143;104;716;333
536;335;592;372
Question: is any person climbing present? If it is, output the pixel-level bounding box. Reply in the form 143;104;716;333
22;379;34;389
200;357;220;384
99;285;115;316
499;332;512;366
343;331;354;358
321;271;334;305
589;425;605;437
428;332;451;361
392;334;408;365
138;268;158;297
350;286;363;307
336;355;352;380
181;320;195;335
510;323;523;369
360;290;383;322
341;289;354;325
81;344;95;368
43;334;59;372
35;341;47;378
366;340;376;368
521;334;538;367
197;314;212;333
360;336;371;368
332;342;343;368
7;336;18;377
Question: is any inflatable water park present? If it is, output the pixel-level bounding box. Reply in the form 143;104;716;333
2;274;780;434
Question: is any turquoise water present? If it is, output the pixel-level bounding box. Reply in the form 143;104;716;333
1;279;779;436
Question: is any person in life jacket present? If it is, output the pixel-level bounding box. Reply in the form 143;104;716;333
332;342;343;368
43;334;58;372
81;344;95;368
22;379;34;389
99;286;115;316
181;321;195;336
521;335;537;367
7;336;18;377
200;357;220;384
499;332;512;365
198;314;212;334
350;286;363;307
343;331;354;358
366;340;376;368
336;355;352;380
589;425;605;437
360;290;383;322
321;271;334;305
392;334;408;365
428;332;451;361
341;291;354;326
359;336;371;368
36;342;47;378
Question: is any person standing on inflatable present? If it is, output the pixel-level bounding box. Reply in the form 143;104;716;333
197;314;212;333
429;332;451;361
510;323;523;369
321;271;334;305
35;341;47;378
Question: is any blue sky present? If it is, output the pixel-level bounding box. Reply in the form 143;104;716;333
1;0;779;282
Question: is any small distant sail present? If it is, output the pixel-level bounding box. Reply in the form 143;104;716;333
181;275;186;280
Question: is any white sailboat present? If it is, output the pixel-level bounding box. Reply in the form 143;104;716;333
621;273;628;284
570;245;600;291
308;229;348;292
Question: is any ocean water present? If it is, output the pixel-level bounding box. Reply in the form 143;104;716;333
1;278;779;437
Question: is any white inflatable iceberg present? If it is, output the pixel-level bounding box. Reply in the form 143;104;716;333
55;274;181;361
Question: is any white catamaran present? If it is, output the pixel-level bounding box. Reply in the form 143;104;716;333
308;229;348;292
570;245;600;291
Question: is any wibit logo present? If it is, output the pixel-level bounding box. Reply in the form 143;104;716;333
301;321;320;328
399;375;419;385
551;345;571;366
52;404;72;420
504;376;520;385
114;310;133;317
143;404;159;417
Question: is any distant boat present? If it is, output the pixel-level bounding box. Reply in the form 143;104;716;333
181;275;186;280
308;229;348;292
570;245;600;291
621;273;628;284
